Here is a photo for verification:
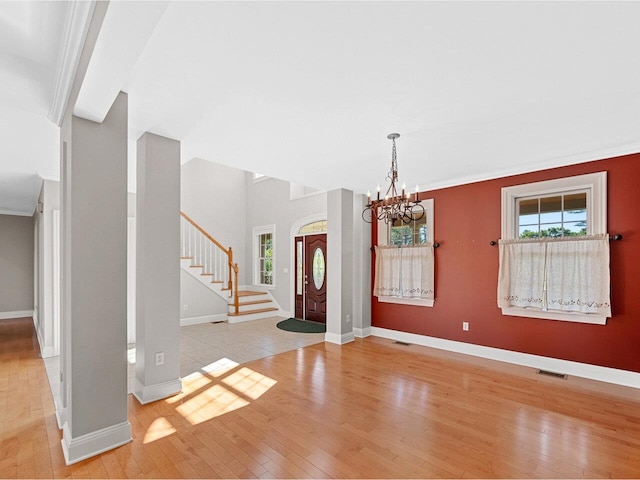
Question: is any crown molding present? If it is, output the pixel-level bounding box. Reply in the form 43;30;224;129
47;1;96;126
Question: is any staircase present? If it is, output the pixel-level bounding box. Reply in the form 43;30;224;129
180;212;280;322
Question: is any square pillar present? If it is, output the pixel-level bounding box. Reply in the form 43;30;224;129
133;132;182;404
60;92;131;464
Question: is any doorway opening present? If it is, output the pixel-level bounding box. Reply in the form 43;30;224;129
293;220;327;323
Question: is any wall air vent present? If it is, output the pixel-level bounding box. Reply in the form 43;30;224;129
394;341;411;346
537;369;568;380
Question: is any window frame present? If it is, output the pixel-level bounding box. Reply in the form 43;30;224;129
253;224;276;289
376;198;435;307
500;171;608;324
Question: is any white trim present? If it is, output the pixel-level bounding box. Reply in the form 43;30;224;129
132;377;182;405
501;171;607;239
371;327;640;389
0;310;34;320
354;326;372;338
48;1;96;126
501;307;606;325
324;331;355;345
61;420;132;465
377;198;435;247
376;198;435;308
52;209;61;357
253;172;269;183
253;224;276;288
289;213;327;320
180;313;227;327
377;297;435;307
500;172;608;324
55;400;66;430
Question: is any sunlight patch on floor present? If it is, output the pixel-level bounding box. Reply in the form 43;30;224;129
172;360;277;425
143;416;176;444
222;366;277;400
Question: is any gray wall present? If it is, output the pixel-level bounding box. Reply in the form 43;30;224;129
181;158;248;284
245;175;327;313
181;159;328;315
180;269;228;320
0;214;34;314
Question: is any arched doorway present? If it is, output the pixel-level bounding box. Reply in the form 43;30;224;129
293;219;327;323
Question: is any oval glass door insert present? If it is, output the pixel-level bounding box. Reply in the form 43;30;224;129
312;247;325;290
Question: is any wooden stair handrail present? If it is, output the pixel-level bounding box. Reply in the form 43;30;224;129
181;211;240;315
180;211;230;254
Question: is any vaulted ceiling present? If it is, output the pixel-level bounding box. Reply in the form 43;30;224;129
2;1;640;215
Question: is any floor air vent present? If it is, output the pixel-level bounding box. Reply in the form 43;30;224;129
394;341;411;346
537;369;567;380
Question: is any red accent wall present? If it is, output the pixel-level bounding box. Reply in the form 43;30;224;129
371;153;640;372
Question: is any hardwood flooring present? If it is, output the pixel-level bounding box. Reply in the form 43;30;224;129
2;316;640;478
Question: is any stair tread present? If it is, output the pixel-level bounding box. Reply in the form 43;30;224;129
189;265;204;268
228;307;278;317
180;256;193;260
211;280;224;284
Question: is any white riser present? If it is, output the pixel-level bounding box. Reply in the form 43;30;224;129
229;301;275;313
180;258;280;321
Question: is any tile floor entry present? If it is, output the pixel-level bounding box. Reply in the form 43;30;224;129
44;316;325;399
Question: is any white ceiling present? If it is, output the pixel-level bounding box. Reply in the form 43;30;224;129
3;1;640;215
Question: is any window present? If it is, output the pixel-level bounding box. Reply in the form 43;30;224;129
500;172;609;324
378;199;434;247
299;220;327;235
253;225;275;287
376;199;435;307
502;172;606;239
389;213;428;246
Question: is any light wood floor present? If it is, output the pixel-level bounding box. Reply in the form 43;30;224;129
2;316;640;478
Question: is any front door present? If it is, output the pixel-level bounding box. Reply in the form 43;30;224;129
294;234;327;323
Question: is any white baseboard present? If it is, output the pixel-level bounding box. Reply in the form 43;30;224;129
0;310;33;320
34;324;57;358
132;377;182;405
371;327;640;390
354;326;372;338
55;400;66;430
61;420;132;465
325;331;355;345
180;313;227;326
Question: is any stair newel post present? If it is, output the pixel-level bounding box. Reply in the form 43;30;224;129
233;264;240;315
227;246;234;292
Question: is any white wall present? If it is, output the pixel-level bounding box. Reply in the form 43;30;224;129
181;158;248;284
180;270;228;324
245;175;327;313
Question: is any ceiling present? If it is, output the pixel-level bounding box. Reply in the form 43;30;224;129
2;1;640;215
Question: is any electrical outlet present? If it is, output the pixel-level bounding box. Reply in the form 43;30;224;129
155;352;165;366
183;304;188;311
462;322;469;331
346;314;351;323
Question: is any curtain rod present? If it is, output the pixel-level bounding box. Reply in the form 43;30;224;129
370;242;440;251
489;234;622;246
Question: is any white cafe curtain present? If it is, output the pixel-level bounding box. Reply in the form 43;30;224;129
374;245;434;300
497;234;611;316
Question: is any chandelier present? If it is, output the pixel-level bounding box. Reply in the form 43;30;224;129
362;133;424;224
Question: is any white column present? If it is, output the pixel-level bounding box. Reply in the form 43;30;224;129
60;92;131;465
133;132;182;404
